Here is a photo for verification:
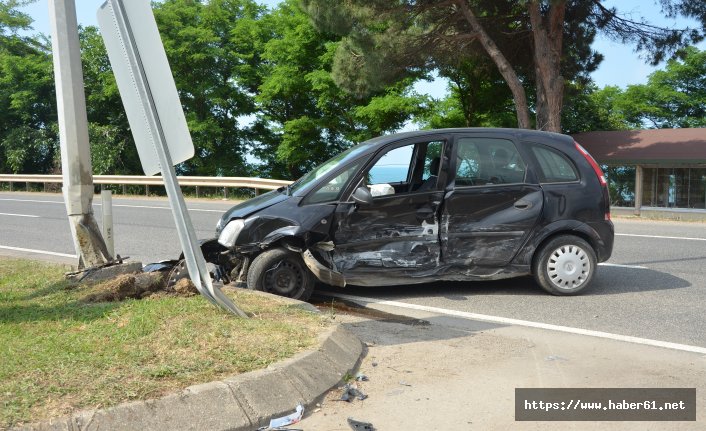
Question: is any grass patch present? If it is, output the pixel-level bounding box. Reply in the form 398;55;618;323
0;258;329;428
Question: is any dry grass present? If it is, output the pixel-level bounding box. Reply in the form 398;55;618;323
0;258;330;428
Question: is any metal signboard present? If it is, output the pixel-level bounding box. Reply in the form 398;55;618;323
97;0;247;317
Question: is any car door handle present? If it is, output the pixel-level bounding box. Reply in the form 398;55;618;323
514;199;532;210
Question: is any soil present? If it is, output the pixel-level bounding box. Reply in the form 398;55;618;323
81;272;197;303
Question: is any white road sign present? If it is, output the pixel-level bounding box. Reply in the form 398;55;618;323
97;0;194;176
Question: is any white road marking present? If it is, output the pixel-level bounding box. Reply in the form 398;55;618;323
616;233;706;242
0;212;39;218
0;198;63;204
0;198;224;212
110;204;223;213
0;245;76;258
322;292;706;355
598;262;647;269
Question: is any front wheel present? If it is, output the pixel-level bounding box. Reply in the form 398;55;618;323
533;235;597;296
247;247;315;301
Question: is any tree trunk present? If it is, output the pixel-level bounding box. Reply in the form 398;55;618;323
528;1;565;132
454;0;531;129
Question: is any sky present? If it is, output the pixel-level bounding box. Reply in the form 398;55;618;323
19;0;706;100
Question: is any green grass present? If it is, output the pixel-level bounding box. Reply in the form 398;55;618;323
0;258;328;428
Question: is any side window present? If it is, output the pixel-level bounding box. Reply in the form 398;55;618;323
305;160;363;204
455;137;526;186
531;145;579;183
368;144;414;185
364;140;446;197
421;141;443;181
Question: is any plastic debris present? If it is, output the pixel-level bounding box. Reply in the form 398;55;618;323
347;417;375;431
267;404;304;429
340;384;368;402
545;355;568;361
142;260;178;272
355;372;369;381
399;380;412;387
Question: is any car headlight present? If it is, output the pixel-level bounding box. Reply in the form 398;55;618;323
215;217;224;233
217;219;245;248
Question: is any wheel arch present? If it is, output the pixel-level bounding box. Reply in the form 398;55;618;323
530;230;597;275
513;220;603;272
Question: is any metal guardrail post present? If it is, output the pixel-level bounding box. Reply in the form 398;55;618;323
101;190;115;257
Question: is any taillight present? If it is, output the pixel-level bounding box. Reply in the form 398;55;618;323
575;141;606;187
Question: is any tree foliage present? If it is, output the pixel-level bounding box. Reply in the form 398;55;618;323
0;1;56;174
0;0;704;180
301;0;706;132
616;46;706;128
253;0;424;179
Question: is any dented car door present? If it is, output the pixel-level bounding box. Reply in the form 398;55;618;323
331;137;448;285
441;134;543;267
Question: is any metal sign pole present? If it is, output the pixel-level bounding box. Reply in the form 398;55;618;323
49;0;113;269
98;0;247;317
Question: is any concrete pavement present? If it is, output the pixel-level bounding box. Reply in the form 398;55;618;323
298;302;705;430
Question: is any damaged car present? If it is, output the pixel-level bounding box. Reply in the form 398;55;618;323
207;128;614;301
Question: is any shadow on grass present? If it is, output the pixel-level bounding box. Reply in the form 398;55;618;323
0;301;121;324
2;279;121;324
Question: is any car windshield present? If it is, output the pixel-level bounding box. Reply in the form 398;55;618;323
287;143;373;196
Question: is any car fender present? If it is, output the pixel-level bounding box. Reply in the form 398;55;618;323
512;219;606;266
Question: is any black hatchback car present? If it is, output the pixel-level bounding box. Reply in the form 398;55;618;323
210;128;614;301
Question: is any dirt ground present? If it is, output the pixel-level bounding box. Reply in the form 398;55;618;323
299;306;706;431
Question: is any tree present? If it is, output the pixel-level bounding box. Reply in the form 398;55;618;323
616;46;706;128
0;1;57;174
301;0;706;132
253;0;425;179
153;0;267;176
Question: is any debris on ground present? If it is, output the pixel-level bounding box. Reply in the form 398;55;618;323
355;372;368;382
545;355;568;361
79;268;198;303
340;383;368;402
399;380;412;387
80;272;165;302
173;277;198;296
142;260;178;273
347;417;375;431
262;404;304;430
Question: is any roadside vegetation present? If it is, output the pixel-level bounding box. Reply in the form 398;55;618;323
0;0;704;181
0;258;329;428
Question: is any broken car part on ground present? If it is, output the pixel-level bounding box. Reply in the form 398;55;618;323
164;128;614;301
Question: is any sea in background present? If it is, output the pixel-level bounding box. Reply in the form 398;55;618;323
368;165;409;184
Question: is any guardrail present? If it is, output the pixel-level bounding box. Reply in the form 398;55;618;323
0;174;293;197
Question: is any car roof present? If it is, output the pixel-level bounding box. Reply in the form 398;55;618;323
359;128;573;153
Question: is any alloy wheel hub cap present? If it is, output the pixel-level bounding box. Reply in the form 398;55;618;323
547;245;590;289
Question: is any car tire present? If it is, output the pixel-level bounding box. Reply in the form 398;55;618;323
247;247;315;301
533;235;597;296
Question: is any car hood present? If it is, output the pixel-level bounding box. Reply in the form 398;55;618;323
217;190;289;229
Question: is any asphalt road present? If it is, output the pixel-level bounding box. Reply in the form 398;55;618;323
1;191;705;349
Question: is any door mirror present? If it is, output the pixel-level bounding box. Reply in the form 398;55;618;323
351;186;374;205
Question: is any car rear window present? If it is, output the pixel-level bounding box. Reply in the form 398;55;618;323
531;145;579;183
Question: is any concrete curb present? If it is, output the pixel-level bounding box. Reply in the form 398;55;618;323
16;314;363;431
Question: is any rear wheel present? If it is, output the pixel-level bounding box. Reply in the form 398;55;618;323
533;235;597;295
247;247;315;301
